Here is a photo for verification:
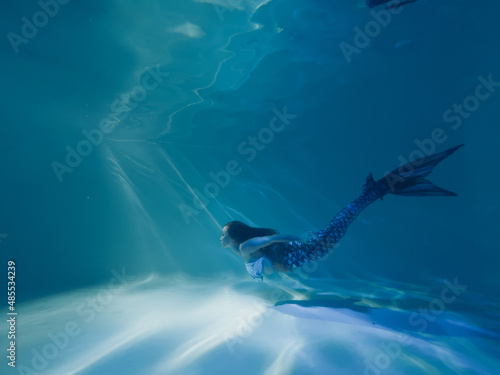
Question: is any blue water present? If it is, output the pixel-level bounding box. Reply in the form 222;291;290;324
1;0;500;374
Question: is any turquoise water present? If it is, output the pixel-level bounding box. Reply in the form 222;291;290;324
1;0;500;374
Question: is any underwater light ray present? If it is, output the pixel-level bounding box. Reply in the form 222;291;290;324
154;290;278;373
263;340;304;375
120;152;158;175
15;275;500;374
158;334;229;373
105;149;179;267
158;148;223;229
51;325;155;375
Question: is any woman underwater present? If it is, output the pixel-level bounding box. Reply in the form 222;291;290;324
220;145;463;282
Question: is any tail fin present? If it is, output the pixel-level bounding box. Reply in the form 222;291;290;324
367;144;464;198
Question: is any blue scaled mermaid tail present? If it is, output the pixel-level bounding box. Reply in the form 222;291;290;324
275;144;464;271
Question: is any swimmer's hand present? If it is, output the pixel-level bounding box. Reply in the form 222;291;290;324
297;231;316;243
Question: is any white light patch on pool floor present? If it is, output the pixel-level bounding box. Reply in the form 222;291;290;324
14;275;500;375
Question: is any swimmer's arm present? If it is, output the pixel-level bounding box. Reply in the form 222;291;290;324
240;234;302;255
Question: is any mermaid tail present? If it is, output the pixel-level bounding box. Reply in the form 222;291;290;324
373;144;464;198
274;145;464;271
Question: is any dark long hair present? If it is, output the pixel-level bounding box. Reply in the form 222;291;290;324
224;221;278;246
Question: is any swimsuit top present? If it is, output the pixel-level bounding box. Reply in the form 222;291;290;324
244;256;266;281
